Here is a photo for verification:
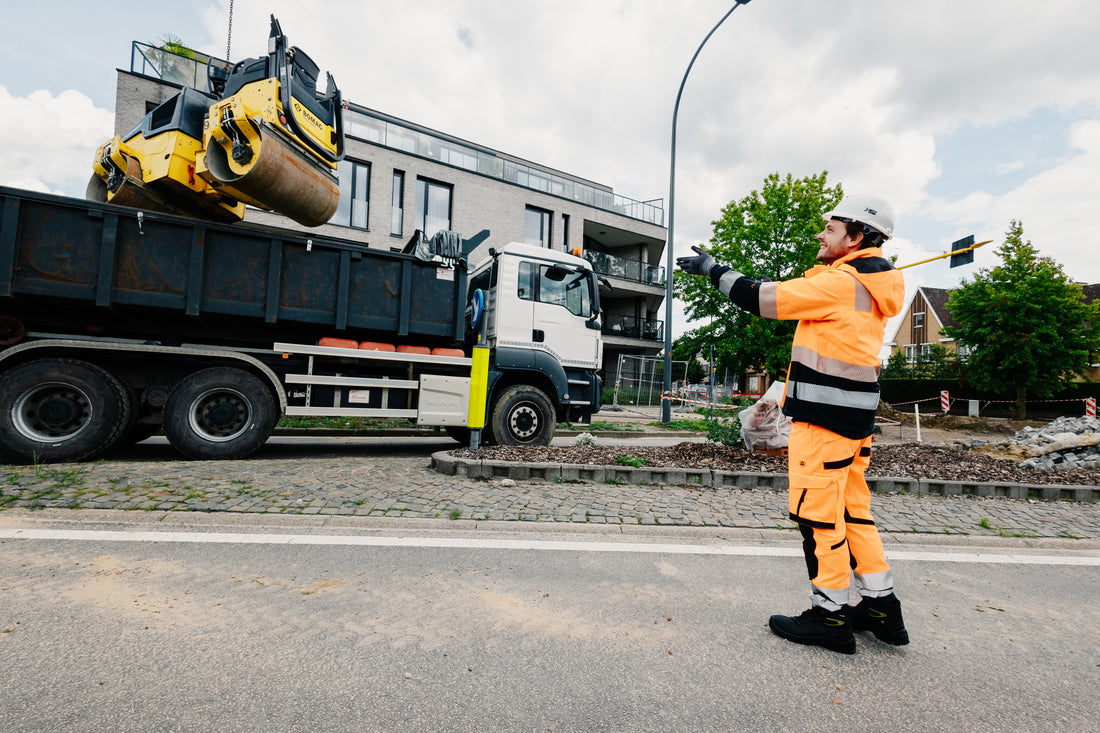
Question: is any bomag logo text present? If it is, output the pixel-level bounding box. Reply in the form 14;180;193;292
291;99;325;132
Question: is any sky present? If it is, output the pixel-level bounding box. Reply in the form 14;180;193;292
2;0;1098;348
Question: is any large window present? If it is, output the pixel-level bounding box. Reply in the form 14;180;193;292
524;206;552;247
415;178;452;236
333;160;369;229
390;171;405;236
904;343;935;364
517;261;592;318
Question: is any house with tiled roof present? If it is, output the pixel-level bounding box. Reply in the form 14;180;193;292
886;287;968;363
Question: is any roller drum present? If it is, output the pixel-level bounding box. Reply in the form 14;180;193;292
204;125;339;228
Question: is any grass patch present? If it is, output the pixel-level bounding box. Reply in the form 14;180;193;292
559;421;644;432
649;419;708;432
49;468;88;487
612;455;650;468
277;416;421;430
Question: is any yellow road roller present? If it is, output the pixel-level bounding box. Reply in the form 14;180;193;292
89;16;344;227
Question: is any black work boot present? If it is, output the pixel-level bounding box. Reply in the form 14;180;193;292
768;606;856;654
849;593;909;646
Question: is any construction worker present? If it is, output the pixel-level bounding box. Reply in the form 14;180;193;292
676;194;910;654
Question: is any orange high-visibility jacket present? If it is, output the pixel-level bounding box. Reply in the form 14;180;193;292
710;248;905;439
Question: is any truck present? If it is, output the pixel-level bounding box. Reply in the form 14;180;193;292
0;185;604;463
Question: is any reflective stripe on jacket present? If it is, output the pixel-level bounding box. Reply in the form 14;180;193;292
710;248;905;439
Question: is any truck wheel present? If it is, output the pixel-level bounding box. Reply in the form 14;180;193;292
163;367;277;460
489;385;556;446
0;359;131;463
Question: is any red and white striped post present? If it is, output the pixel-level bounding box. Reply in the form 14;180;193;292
940;390;950;414
1087;397;1096;418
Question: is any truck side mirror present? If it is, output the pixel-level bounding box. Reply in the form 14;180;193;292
544;265;570;282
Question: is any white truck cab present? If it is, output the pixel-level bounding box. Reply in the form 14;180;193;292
465;242;604;443
477;242;602;373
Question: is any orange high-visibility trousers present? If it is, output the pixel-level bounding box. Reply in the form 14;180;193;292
787;421;894;610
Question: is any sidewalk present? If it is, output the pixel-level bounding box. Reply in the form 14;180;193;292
2;439;1098;540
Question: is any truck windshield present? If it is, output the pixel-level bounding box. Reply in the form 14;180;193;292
518;262;592;318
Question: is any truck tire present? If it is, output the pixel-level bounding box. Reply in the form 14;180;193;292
163;367;277;460
489;385;556;446
0;358;132;463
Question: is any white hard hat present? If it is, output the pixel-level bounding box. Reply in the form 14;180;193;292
824;194;895;240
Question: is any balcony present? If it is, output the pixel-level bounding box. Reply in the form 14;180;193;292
602;313;663;342
585;251;664;286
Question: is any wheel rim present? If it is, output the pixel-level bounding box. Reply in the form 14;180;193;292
11;382;93;443
507;400;541;442
187;387;252;443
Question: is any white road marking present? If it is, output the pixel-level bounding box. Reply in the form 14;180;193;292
1;528;1098;566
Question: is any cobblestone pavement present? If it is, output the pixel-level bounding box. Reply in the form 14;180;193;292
1;437;1098;540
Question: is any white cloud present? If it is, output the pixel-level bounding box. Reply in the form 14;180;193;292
0;86;114;197
995;160;1028;175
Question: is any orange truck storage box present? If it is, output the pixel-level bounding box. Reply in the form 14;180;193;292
358;341;396;351
318;337;358;349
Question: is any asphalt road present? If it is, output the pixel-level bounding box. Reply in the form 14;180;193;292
1;515;1098;733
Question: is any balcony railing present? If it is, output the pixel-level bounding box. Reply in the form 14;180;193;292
585;251;664;286
343;109;665;226
130;42;666;227
602;314;663;341
131;41;220;92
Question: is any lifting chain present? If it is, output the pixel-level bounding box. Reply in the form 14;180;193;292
225;0;234;63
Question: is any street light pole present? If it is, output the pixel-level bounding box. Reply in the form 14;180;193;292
662;1;751;423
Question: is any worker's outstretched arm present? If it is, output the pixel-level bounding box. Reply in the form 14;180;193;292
676;245;766;316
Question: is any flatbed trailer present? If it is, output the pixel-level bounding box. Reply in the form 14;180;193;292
0;186;603;462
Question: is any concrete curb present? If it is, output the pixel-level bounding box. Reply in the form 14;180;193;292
430;451;1100;502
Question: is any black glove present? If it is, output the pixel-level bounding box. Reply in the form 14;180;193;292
676;246;717;277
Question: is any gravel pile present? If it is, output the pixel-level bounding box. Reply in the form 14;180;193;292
454;439;1100;486
971;416;1100;471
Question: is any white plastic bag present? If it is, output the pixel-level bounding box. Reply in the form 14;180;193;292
739;380;792;451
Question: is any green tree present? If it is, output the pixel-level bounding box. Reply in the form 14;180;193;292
673;171;843;379
944;220;1100;419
